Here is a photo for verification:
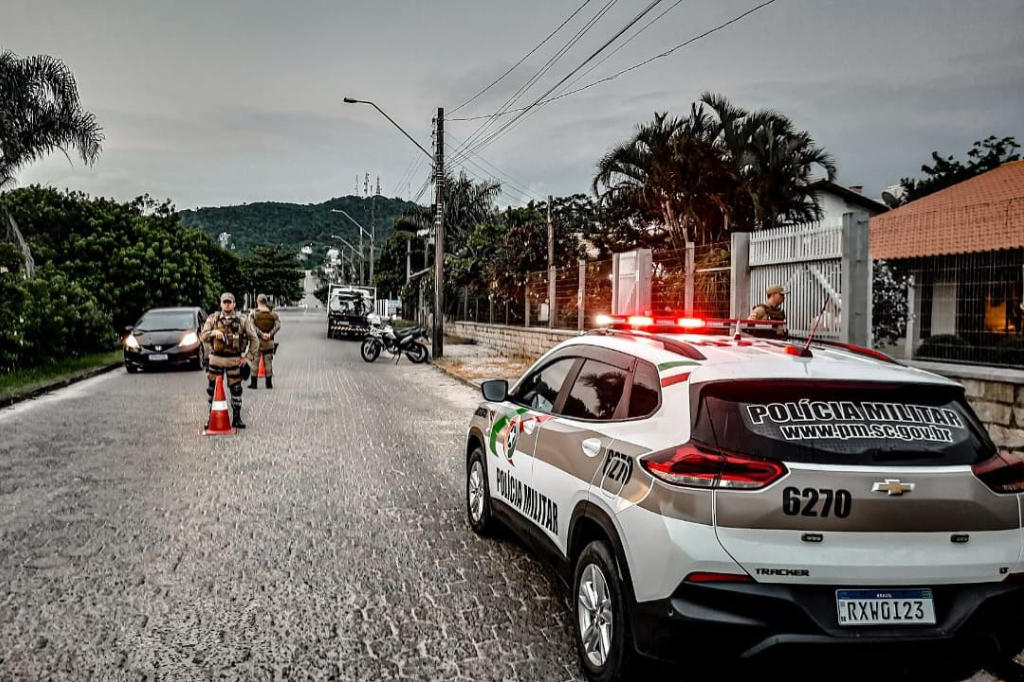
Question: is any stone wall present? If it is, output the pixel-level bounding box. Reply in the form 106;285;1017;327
910;361;1024;454
452;322;1024;454
449;322;577;361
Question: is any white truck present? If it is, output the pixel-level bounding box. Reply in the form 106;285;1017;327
327;285;376;339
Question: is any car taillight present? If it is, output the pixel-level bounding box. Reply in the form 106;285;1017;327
972;453;1024;494
685;571;754;584
640;442;787;490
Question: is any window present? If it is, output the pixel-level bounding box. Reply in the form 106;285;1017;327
511;357;576;413
561;359;629;421
628;362;661;418
693;381;994;466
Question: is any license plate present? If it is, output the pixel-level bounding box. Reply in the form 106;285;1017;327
149;353;168;361
836;589;935;626
338;320;349;326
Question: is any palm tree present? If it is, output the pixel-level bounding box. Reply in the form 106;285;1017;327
593;112;688;241
594;109;737;245
0;50;104;188
701;92;835;230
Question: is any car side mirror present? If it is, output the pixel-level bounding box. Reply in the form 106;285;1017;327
481;379;508;403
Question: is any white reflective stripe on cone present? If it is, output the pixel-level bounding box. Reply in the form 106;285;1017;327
211;400;229;411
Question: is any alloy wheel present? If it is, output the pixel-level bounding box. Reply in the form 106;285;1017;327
578;563;614;668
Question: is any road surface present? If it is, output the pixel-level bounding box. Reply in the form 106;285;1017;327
0;310;1018;681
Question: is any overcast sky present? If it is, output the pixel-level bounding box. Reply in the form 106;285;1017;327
5;0;1023;209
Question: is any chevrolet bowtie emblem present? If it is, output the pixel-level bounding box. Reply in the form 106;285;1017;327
872;479;915;496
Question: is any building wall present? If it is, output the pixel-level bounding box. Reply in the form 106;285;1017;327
452;321;1024;455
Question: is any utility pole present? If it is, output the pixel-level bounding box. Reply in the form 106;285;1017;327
370;175;380;287
406;238;411;283
433;108;445;359
547;195;555;329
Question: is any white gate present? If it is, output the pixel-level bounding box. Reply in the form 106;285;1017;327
749;220;844;339
611;249;653;316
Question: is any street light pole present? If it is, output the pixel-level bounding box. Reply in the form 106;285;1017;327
343;96;443;358
330;209;373;287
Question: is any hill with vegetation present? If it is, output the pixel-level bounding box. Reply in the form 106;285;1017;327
179;195;415;257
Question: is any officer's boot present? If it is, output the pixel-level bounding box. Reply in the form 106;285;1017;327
249;375;258;389
265;376;273;390
232;406;246;429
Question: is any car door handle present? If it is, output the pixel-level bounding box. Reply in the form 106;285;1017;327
582;438;602;459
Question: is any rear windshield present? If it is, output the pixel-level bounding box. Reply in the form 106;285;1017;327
693;381;995;466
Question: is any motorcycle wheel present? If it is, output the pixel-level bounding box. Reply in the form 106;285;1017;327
360;338;381;363
406;342;429;364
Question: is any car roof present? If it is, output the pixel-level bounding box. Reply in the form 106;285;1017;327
557;333;960;388
143;307;201;313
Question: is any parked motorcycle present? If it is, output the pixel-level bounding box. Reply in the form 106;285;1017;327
361;316;430;364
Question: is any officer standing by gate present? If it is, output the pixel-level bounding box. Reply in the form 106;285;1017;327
248;293;281;389
201;293;259;428
749;284;788;336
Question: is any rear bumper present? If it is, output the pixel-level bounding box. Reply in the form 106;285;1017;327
631;580;1024;664
124;345;200;368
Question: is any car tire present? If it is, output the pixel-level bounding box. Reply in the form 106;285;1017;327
573;540;634;682
125;364;139;374
466;445;494;535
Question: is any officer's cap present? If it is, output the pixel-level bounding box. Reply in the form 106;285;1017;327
766;285;788;297
220;292;235;303
257;293;268;303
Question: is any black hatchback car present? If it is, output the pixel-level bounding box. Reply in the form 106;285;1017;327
123;307;208;372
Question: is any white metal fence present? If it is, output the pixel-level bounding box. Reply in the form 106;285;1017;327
748;219;845;339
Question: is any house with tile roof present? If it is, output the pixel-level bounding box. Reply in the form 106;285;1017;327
870;159;1024;369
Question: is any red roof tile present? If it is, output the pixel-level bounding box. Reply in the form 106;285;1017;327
869;160;1024;259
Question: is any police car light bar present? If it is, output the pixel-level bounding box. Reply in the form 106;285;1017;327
594;314;784;332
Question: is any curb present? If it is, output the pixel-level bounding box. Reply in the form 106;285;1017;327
433;362;482;392
1;361;123;409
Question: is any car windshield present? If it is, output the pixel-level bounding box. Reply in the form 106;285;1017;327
135;311;195;331
693;380;995;466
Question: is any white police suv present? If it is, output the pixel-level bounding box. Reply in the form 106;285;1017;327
463;316;1024;681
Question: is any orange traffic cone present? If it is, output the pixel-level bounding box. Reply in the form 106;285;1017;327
257;354;266;378
204;373;235;436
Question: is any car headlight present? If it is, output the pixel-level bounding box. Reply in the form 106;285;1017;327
124;334;140;349
179;332;199;347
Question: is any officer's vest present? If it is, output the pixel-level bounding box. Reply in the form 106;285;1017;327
210;313;244;355
752;303;786;322
252;309;276;334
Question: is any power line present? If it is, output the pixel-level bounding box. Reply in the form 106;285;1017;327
446;132;544;202
449;0;622;164
451;0;667;165
449;0;597;115
449;0;779;128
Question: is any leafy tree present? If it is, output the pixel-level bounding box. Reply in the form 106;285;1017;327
900;136;1020;202
241;245;304;304
0;50;103;188
0;186;221;332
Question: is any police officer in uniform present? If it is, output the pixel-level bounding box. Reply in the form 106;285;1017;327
749;284;788;336
200;293;258;428
248;293;281;389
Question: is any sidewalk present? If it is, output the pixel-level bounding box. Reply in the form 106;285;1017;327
434;340;532;389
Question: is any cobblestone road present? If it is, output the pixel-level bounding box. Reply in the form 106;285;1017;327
0;310;1020;681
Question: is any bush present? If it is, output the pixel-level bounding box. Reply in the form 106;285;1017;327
16;272;114;367
994;336;1024;369
916;334;972;362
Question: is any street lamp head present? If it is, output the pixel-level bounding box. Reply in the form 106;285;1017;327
343;97;358;104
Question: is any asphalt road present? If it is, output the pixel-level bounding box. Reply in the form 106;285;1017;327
0;310;1020;681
